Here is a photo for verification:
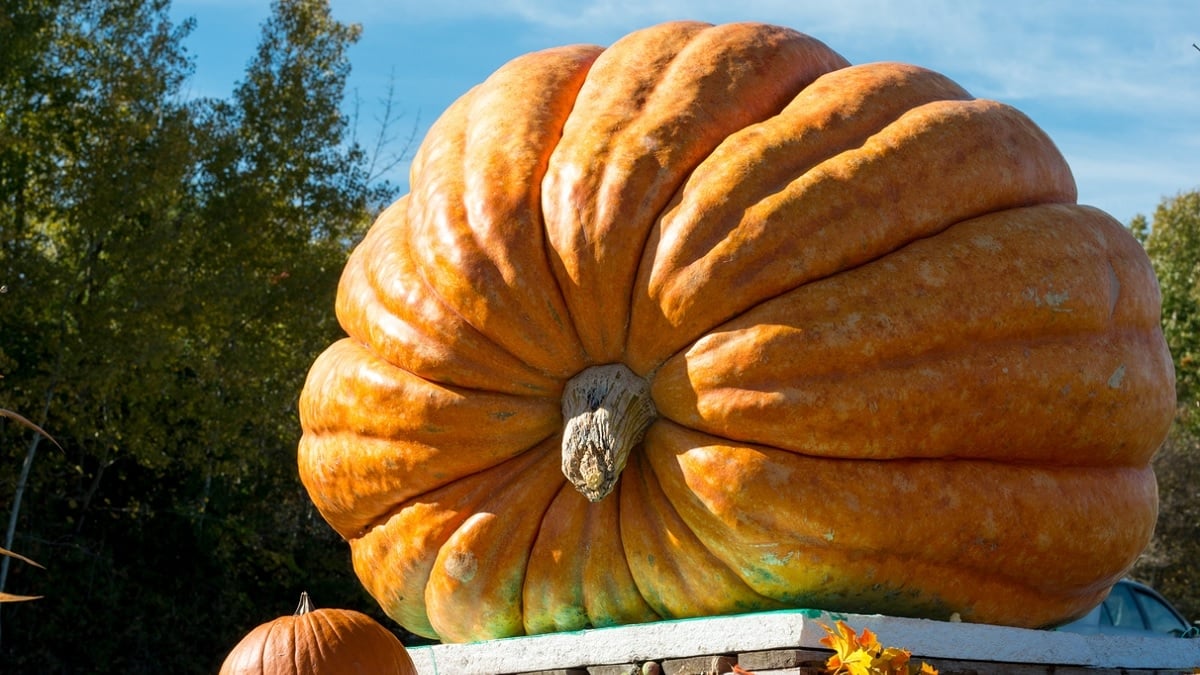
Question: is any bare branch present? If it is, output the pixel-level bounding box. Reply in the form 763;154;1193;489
0;547;42;570
0;409;62;450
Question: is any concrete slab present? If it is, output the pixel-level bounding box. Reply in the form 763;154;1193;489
405;609;1200;674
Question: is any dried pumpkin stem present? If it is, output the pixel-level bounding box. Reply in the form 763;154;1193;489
295;591;314;616
561;364;656;502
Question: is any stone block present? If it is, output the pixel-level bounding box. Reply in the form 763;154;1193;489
736;648;830;670
660;654;737;675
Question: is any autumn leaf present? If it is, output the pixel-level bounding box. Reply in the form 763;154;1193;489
858;627;882;653
822;621;879;675
875;646;912;671
841;649;878;675
820;621;863;667
819;621;939;675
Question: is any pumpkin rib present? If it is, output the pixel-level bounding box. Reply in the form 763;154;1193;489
406;45;599;379
656;329;1170;468
331;427;559;543
620;446;785;620
259;621;277;672
541;20;715;363
627;97;1076;373
298;338;560;440
522;481;587;634
424;437;568;642
337;199;561;396
298;337;561;539
580;484;662;628
543;21;849;363
627;61;974;372
308;611;332;667
348;439;562;641
678;204;1162;372
523;477;662;634
649;203;1173;467
645;422;1156;627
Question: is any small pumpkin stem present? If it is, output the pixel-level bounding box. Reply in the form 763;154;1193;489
561;364;656;502
295;592;314;616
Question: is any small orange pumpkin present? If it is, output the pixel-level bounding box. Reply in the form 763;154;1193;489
219;593;416;675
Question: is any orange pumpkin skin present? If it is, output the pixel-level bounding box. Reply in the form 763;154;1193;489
297;21;1175;643
219;594;416;675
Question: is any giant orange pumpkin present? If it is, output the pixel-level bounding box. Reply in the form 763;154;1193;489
297;20;1175;643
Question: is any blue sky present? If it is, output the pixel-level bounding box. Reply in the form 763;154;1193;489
170;1;1199;226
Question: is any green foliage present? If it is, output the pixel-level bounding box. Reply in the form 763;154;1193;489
1140;191;1200;418
1129;188;1200;622
1136;425;1200;622
0;0;403;671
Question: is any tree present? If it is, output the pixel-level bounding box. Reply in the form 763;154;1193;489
0;0;199;577
0;0;219;665
0;0;399;670
181;0;393;633
1129;189;1200;621
1136;192;1200;415
169;2;403;666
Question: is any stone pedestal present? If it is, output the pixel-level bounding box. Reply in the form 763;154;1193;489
406;609;1200;674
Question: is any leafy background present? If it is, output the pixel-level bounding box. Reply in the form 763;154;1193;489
1;1;409;671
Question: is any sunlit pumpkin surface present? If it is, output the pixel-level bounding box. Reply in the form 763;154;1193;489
297;20;1175;643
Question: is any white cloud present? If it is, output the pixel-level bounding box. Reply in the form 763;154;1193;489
337;0;1199;216
342;1;1199;109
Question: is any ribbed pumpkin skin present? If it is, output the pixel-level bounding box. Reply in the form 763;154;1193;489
218;597;416;674
297;21;1175;643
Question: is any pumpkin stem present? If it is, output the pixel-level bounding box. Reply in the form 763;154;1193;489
561;364;656;502
295;591;314;616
